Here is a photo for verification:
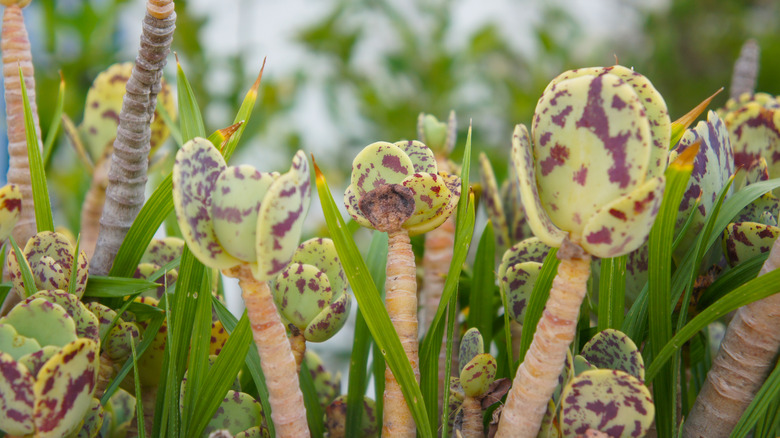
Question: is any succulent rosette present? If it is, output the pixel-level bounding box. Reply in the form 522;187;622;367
498;237;550;324
172;137;311;280
513;65;670;258
0;291;100;437
344;140;460;236
272;237;350;343
7;231;90;299
0;183;21;240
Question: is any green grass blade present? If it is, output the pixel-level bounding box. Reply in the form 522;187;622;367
83;276;161;298
646;144;696;438
213;297;274;437
645;268;780;382
517;247;560;364
597;255;627;332
156;98;182;148
176;60;206;141
129;330;146;438
469;221;496;347
188;308;253;438
346;231;387;436
440;291;458;437
181;271;213;435
43;72;66;167
732;361;780;437
221;58;266;159
698;252;767;309
67;236;81;296
314;160;432;437
8;236;37;299
300;358;325;438
19;67;53;233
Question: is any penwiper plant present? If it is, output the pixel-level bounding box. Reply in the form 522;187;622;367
496;65;670;437
173;137;312;437
345;139;460;436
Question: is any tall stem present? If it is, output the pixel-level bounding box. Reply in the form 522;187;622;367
383;228;419;437
91;0;175;274
683;237;780;437
238;269;310;437
496;240;591;438
460;396;483;438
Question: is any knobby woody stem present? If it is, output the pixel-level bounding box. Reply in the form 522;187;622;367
460;396;483;438
496;238;591;438
383;228;420;438
91;0;175;274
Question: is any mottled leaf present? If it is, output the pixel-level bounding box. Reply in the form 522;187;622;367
75;397;104;438
305;351;341;407
394;140;437;174
0;350;36;435
458;328;484;373
325;395;379;438
401;172;457;236
459;353;497;398
350;141;415;196
580;329;644;382
479;152;511;250
141;237;184;267
1;298;77;348
723;222;780;267
0;183;22;242
24;290;99;344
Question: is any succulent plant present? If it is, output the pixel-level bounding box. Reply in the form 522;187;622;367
173;137;312;436
418;111;456;161
76;397;105;438
577;328;644;382
498;237;551;325
272;237;350;364
723;221;780;267
480;151;534;253
559;369;654;438
304;350;341;408
451;328;498;438
100;388;135;438
324;395;379;438
498;65;669;438
7;230;89;300
0;291;100;437
0;182;22;241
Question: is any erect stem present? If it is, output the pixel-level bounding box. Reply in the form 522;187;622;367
683;237;780;438
383;228;419;437
91;0;175;275
2;2;41;249
729;39;759;100
496;238;591;438
460;396;483;438
236;266;310;438
288;325;306;373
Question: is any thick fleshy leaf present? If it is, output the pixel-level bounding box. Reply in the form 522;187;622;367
203;390;263;436
395;140;437;174
18;346;59;380
733;191;779;226
499;237;550;272
304;291;351;343
532;72;654;240
581;176;665;258
75;397;104;438
723;222;780;267
85;302;117;342
350;142;415;196
273;262;333;329
141;237;184;267
291;238;346;296
212;165;277;262
173;137;240;269
458;328;484;373
580;329;644;382
18;231;89;298
401;172;457;236
0;323;40;360
104;322;141;361
417;111;455;156
33;339;99;438
573;355;597;376
501;261;542;324
24;290;99;344
325;395;379;438
459;353;497;398
560;369;654;438
254;151;311;281
306;350;341;407
80;63;132;160
1;298;77;348
343;184;373;228
0;183;22;242
511;124;567;247
479;152;511;250
0;350;36;435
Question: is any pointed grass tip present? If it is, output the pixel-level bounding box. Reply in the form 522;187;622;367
670;139;700;171
670;87;724;146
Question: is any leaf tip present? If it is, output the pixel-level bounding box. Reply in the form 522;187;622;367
671;139;700;171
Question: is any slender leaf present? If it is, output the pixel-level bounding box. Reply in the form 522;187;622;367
698;252;768;309
346;231;387;436
469;221;496;347
19;67;53;232
176;59;206;141
517;247;560;364
314;160;432;437
645;268;780;382
221;58;265;159
156;98;182;147
597;255;627;331
300;358;325;438
182;271;213;435
83;276;161;298
43;71;66;167
440;290;458;437
129;331;146;438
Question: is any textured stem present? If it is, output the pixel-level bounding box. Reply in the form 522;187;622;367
496;242;591;438
91;0;175;274
460;396;483;438
289;330;306;373
383;228;419;437
729;39;759;100
2;3;41;248
239;270;310;437
683;237;780;438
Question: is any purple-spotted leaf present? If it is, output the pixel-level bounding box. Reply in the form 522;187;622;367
499;237;550;269
479;152;511;250
291;238;347;295
395;140;437;174
511;124;567;247
306;350;342;407
0;183;22;242
502;162;533;243
573;355;596;376
344;184;373;229
18;346;60;379
723;222;780;267
538;400;560;438
303;292;350;343
212;165;278;262
23;290;99;344
141;237;185;267
203;390;264;436
732;191;779;226
254;151;312;281
33;339;99;438
173;137;241;269
76;397;104;438
460;353;497;398
579;329;644;382
498;238;551;322
559;369;654;438
104;322;141;361
1;298;78;348
85;302;118;341
10;231;90;298
0;351;36;435
580;176;665;258
325;395;379;438
458;327;484;373
350;142;416;196
401;172;457;236
235;426;268;438
273;263;332;329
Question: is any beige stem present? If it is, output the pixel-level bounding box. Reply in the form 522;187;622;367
496;243;591;438
460;396;483;438
683;237;780;438
289;330;306;374
383;228;419;437
238;269;310;437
